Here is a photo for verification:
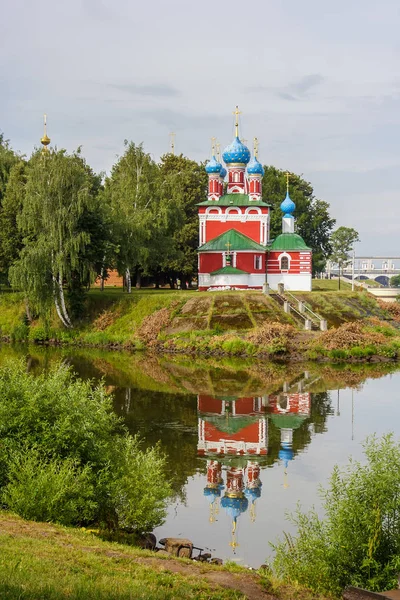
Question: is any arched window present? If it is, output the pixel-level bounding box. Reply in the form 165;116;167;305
280;256;289;270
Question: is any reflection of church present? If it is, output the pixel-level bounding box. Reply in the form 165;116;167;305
197;382;312;552
268;389;311;486
197;394;266;551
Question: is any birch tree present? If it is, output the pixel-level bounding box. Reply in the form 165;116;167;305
104;141;163;291
10;149;104;326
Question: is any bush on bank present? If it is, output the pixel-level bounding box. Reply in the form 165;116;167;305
272;434;400;596
0;360;171;532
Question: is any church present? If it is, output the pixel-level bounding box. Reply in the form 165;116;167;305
198;108;312;291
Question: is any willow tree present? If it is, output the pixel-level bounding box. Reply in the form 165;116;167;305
10;149;103;327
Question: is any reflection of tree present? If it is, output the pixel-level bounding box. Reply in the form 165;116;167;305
112;387;200;500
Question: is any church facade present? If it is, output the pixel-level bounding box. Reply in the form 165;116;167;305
198;110;312;291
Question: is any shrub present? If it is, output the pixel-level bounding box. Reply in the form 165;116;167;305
2;447;96;525
110;436;171;533
28;325;49;343
272;434;400;596
11;323;29;342
0;361;172;533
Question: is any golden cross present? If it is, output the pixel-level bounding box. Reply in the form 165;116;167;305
169;132;175;155
233;105;242;137
211;136;216;156
225;242;232;253
286;171;290;192
44;114;47;136
216;141;221;161
254;137;259;159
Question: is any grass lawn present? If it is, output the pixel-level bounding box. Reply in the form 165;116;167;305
311;279;352;291
0;512;248;600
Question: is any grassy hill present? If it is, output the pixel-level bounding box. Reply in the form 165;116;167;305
0;284;399;361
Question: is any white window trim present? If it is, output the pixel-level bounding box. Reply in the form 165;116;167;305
254;255;262;270
278;252;291;272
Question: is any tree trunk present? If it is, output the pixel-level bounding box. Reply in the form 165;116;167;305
126;268;132;294
25;299;32;323
338;266;341;290
58;273;73;328
52;275;69;328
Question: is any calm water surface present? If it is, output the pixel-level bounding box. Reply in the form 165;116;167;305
1;344;399;567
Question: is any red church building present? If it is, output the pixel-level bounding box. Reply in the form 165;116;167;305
198;108;312;291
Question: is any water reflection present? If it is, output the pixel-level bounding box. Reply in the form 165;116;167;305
198;394;267;551
196;374;319;553
1;344;400;565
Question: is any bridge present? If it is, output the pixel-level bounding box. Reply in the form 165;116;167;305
325;257;400;287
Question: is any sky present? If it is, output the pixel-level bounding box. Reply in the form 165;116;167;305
1;0;400;255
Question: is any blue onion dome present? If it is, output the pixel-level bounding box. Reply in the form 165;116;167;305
221;495;248;519
279;447;294;467
220;165;227;179
245;486;262;500
205;155;222;174
222;137;251;164
280;191;296;217
204;487;221;501
247;156;265;176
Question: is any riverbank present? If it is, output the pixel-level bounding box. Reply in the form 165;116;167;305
0;285;399;362
0;511;330;600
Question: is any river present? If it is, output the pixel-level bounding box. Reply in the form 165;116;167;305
1;343;399;568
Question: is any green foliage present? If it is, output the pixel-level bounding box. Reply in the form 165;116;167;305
329;226;360;290
10;322;29;342
262;167;336;274
2;448;96;525
0;361;171;533
272;434;400;595
9;148;109;327
390;275;400;287
110;436;171;533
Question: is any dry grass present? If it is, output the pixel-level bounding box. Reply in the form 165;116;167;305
247;323;296;346
318;322;387;350
137;307;172;343
378;300;400;323
93;308;121;331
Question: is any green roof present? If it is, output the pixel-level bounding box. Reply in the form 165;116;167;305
210;266;249;276
199;229;267;252
203;415;258;435
198;194;270;207
269;233;311;251
270;414;308;430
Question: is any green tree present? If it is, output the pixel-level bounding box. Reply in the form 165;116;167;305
105;142;182;290
9;148;107;325
262;167;336;275
390;275;400;287
273;434;400;596
0;135;20;283
329;226;360;290
0;160;26;282
158;153;207;288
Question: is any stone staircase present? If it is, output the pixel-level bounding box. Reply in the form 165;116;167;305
269;285;327;331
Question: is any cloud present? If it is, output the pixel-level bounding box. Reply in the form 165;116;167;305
250;73;325;102
291;74;325;95
107;83;180;97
